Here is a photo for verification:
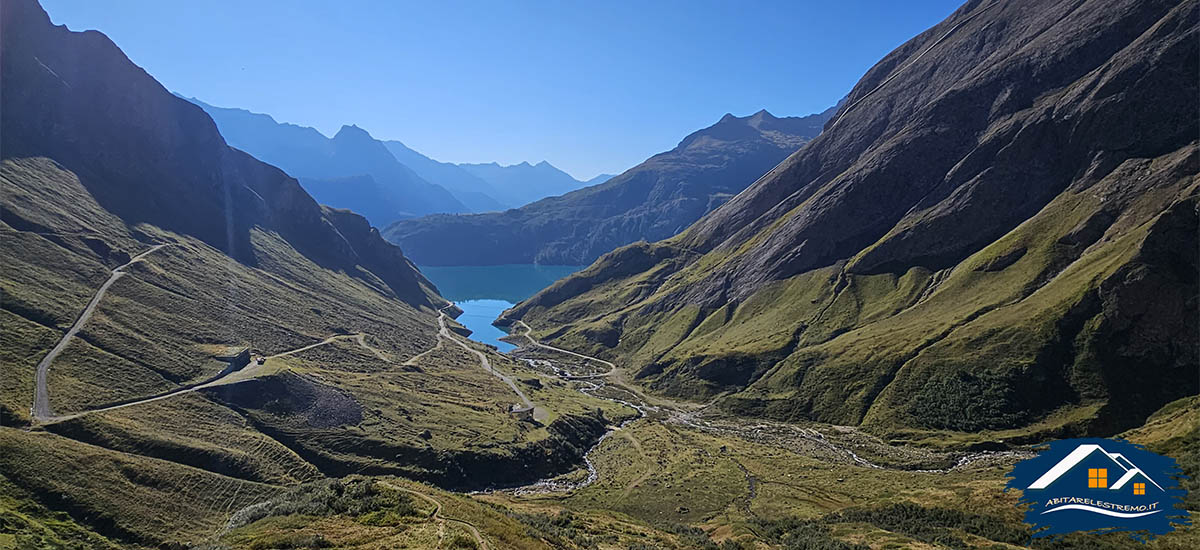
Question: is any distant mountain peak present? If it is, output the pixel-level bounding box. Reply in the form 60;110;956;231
584;173;615;185
748;109;777;122
334;124;373;140
676;106;832;151
712;109;781;130
456;158;589;207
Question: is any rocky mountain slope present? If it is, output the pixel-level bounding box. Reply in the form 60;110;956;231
504;0;1199;439
387;107;835;265
188;99;469;224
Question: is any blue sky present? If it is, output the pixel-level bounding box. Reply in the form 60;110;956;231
42;1;963;180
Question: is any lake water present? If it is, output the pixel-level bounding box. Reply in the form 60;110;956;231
418;264;585;352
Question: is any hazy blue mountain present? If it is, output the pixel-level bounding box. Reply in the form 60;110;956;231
383;140;507;212
297;174;410;228
186;98;467;225
584;173;616;186
459;160;590;207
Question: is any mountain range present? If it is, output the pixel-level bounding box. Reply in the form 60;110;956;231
381;139;507;212
503;0;1199;439
190;99;603;223
386;107;836;265
187;99;471;224
1;0;456;427
458;160;597;208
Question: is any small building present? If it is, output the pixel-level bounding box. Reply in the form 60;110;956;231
213;347;251;370
510;404;534;421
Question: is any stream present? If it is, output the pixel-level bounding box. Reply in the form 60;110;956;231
504;342;1033;495
511;377;648;495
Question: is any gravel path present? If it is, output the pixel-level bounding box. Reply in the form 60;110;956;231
32;244;167;421
440;310;543;421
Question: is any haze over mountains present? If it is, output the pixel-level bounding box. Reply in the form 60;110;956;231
381;139;508;212
190;98;604;226
4;0;1198;547
187;98;466;224
458;160;598;208
507;0;1198;439
388;106;836;265
2;0;453;432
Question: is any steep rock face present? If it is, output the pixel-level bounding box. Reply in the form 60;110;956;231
0;0;443;310
189;99;468;224
507;0;1198;438
386;107;835;265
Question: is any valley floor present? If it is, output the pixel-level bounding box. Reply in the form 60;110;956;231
210;328;1199;549
3;255;1195;549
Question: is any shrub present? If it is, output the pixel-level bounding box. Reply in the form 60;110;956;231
447;533;479;549
247;532;331;549
227;476;419;530
753;517;868;550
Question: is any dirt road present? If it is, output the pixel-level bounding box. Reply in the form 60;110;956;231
438;310;545;421
37;303;543;426
32;244;167;421
512;321;615;378
37;332;373;425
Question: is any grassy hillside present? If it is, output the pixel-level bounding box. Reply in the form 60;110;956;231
0;156;633;545
0;1;634;545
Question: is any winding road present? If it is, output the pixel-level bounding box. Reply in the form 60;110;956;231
35;332;374;425
36;302;548;427
512;321;615;379
440;310;545;421
32;244;167;421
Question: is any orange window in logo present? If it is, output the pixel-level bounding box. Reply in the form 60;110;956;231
1134;483;1146;495
1088;468;1108;488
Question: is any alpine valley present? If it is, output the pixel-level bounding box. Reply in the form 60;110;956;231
1;0;1196;549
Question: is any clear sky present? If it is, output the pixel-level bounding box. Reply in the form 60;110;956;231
41;1;963;180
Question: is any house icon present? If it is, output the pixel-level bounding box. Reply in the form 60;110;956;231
1027;444;1164;495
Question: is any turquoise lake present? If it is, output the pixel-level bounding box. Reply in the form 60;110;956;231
418;264;585;352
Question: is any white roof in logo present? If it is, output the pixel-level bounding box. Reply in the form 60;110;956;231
1027;444;1163;491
